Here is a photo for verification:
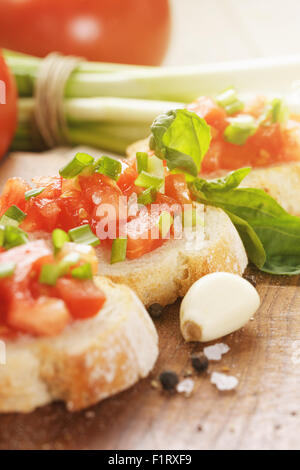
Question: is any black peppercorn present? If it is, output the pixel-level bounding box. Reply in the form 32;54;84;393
159;371;179;390
148;303;164;318
191;353;209;373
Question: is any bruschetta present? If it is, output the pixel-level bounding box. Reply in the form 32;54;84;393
127;92;300;216
0;240;158;413
0;151;247;307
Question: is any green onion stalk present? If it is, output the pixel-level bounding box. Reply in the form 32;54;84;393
4;49;220;154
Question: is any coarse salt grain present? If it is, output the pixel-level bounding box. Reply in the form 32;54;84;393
210;372;238;391
176;378;195;396
203;343;230;361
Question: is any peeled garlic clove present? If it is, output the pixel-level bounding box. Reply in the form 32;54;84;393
180;272;260;342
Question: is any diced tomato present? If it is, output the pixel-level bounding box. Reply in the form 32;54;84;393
117;162;138;196
7;297;71;337
31;176;62;198
0;177;30;216
0;241;106;337
188;97;227;131
126;194;178;259
55;278;106;319
165;174;192;205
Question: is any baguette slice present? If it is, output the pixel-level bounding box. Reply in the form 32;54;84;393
0;277;158;413
95;205;248;307
127;138;300;216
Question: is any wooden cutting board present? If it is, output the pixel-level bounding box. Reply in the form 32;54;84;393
0;149;299;450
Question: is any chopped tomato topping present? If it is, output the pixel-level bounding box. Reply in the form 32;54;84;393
55;278;106;319
0;241;106;338
188;96;300;174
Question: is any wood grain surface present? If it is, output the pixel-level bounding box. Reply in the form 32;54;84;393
0;150;299;450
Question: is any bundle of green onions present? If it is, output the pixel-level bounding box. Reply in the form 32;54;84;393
4;49;217;154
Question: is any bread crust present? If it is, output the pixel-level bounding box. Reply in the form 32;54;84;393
0;278;158;413
96;205;248;307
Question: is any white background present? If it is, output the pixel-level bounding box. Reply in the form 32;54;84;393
165;0;300;65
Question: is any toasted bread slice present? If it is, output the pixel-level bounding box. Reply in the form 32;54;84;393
96;205;248;307
0;277;158;413
127;138;300;217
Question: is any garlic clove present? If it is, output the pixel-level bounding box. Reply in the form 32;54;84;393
180;272;260;342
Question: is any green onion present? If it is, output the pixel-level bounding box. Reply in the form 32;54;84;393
25;187;45;200
58;252;81;276
59;152;94;179
0;225;5;247
68;224;100;246
137;188;157;205
135;171;164;190
39;264;60;286
52;228;70;254
110;238;127;264
159;211;174;238
136;152;149;174
224;115;257;146
71;262;93;280
0;205;27;227
270;98;289;124
39;252;82;285
0;262;16;278
3;226;28;250
216;88;244;115
95;155;122;181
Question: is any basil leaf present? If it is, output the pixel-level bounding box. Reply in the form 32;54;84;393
150;109;211;177
224;210;266;268
194;167;251;193
190;170;300;275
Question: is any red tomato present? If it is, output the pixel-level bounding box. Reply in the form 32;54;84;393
0;0;170;66
0;51;17;159
0;177;30;216
56;278;106;319
165;174;192;205
0;241;106;336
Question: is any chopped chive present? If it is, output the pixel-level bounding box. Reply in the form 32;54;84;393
0;205;27;227
159;211;174;238
136;152;149;174
52;228;70;254
148;155;164;175
224;115;257;146
224;100;244;115
0;225;5;247
58;252;81;276
3;226;28;250
0;262;16;278
137;187;157;206
39;264;60;286
270;98;289;124
95;155;122;181
110;238;127;264
68;224;100;246
25;187;45;200
216;88;244;116
71;262;93;280
59;152;94;179
216;88;238;108
134;171;164;190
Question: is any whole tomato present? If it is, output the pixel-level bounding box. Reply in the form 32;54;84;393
0;52;17;159
0;0;171;65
